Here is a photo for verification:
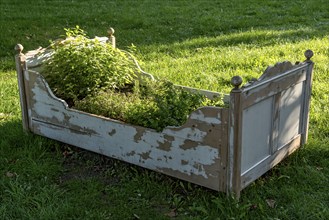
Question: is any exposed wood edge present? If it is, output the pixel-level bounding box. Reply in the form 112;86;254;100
300;50;314;145
240;135;301;189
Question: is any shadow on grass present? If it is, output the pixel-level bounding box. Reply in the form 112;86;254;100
1;117;328;190
0;118;27;146
166;28;319;49
128;27;324;51
2;0;329;59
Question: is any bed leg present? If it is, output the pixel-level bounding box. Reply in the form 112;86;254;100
15;44;30;132
228;76;243;199
301;50;314;145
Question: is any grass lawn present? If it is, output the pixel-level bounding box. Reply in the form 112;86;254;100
1;0;329;219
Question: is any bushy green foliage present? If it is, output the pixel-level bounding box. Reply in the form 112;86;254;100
44;27;223;131
43;26;138;101
75;79;218;131
126;79;211;130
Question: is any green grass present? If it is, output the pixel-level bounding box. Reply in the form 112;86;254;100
1;0;329;219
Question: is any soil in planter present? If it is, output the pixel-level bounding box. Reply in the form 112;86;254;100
42;27;225;131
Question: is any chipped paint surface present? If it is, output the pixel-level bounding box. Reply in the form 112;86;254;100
27;70;225;190
189;108;221;124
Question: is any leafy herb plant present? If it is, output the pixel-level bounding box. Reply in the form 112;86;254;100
43;27;224;131
44;26;138;101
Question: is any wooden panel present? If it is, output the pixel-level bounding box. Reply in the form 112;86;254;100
26;70;228;191
237;61;312;191
241;97;273;174
241;67;306;109
240;135;301;188
277;82;304;148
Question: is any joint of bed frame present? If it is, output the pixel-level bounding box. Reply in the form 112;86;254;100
107;27;116;48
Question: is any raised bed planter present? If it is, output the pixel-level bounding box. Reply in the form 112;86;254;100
14;33;314;198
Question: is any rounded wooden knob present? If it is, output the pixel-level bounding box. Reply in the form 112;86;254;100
231;76;243;89
304;49;313;60
15;44;24;54
108;28;115;36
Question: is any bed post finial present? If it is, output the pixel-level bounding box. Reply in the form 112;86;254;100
231;76;243;90
15;44;26;70
15;44;24;55
304;49;313;61
107;27;116;48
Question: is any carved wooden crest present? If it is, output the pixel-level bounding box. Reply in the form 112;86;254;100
242;50;313;88
259;61;296;81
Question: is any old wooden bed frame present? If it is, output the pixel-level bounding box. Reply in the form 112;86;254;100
14;34;314;198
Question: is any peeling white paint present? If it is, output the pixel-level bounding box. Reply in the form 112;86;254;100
29;70;220;180
162;127;207;142
189;109;221;124
32;85;66;122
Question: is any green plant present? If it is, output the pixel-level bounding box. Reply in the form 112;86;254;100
44;27;224;131
75;78;220;131
126;79;205;131
43;26;138;101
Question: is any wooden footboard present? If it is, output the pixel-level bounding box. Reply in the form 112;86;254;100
228;51;314;197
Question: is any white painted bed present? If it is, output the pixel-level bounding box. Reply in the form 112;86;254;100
14;36;314;198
